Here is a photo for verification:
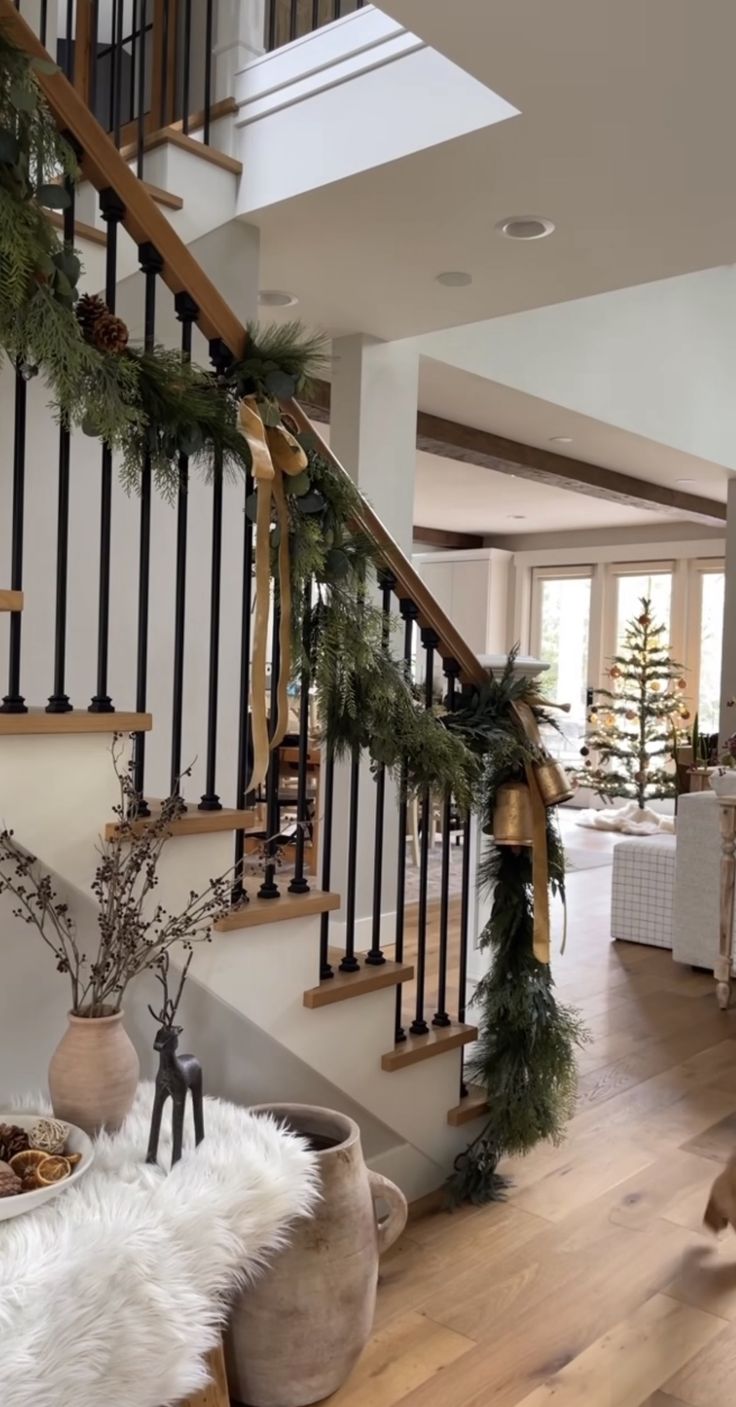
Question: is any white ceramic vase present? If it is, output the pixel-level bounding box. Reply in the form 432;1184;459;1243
226;1104;408;1407
48;1010;139;1135
710;770;736;798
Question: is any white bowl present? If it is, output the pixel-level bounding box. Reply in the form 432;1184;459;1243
0;1113;94;1221
710;771;736;798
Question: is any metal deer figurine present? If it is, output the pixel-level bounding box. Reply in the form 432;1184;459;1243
146;952;204;1168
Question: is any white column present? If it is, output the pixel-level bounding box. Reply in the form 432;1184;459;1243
326;337;419;951
719;478;736;742
214;0;267;101
330;335;419;555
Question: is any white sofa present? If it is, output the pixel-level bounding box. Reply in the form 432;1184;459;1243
672;790;735;972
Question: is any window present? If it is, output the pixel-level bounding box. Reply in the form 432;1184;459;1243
697;570;725;735
531;570;592;764
614;570;672;651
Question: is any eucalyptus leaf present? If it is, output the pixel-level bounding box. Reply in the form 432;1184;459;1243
284;470;311;497
325;548;350;578
298;491;327;515
0;129;20;164
53;249;81;285
37;183;71;210
245;492;258;522
10;81;37;113
264;368;298;400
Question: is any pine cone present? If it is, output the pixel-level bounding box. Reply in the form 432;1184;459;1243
92;310;129;354
76;292;107;343
0;1161;22;1198
0;1122;30;1163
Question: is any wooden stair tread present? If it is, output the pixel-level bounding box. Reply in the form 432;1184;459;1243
0;590;23;612
120;127;242;175
48;210;106;245
215;890;340;932
105;806;256;840
0;708;151;735
304;950;414;1008
447;1084;490;1127
140;179;183;210
381;1023;477;1072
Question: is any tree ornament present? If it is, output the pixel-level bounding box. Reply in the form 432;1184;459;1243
604;712;616;726
609;665;621;679
650;681;661;692
580;745;590;757
625;710;637;721
638;613;651;626
588;712;598;724
677;678;687;690
680;708;691;721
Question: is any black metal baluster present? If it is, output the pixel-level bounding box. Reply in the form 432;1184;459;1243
393;598;417;1041
47;165;77;715
64;0;73;78
89;188;125;713
1;368;29;715
181;0;192;133
232;467;254;906
136;0;147;177
458;782;472;1098
289;0;298;41
198;340;230;810
258;597;282;899
113;0;124;144
266;0;277;52
203;0;214;144
312;0;319;30
410;627;438;1036
340;743;361;972
40;0;48;46
433;659;459;1026
365;571;396;965
169;292;197;800
131;242;162;814
288;579;312;896
319;744;336;980
129;0;138;129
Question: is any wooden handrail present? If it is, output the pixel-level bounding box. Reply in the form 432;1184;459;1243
0;0;247;357
2;0;486;690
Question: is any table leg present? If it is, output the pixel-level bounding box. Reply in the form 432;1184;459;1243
179;1341;229;1407
716;800;736;1010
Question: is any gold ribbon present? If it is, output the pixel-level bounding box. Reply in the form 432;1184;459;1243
238;397;307;798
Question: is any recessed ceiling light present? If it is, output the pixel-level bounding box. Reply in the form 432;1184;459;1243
258;289;299;308
496;216;555;241
549;435;573;444
435;271;473;287
507;514;526;520
675;478;698;487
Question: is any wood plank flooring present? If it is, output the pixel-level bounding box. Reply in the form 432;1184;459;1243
334;846;736;1407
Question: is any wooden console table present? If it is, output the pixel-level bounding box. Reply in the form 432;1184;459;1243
716;797;736;1009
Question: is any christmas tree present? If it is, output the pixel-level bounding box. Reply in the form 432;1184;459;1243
579;597;688;809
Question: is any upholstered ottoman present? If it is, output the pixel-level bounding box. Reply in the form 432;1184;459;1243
611;835;677;948
672;790;736;972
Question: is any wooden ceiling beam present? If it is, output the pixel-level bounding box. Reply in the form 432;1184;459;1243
413;526;485;550
305;379;726;528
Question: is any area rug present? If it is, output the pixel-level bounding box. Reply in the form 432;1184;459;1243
575;801;675;836
0;1085;319;1407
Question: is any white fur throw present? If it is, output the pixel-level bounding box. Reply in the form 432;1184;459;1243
0;1085;320;1407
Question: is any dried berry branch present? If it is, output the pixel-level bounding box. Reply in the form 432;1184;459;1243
0;738;236;1017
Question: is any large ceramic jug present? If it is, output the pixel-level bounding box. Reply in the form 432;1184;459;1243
226;1103;407;1407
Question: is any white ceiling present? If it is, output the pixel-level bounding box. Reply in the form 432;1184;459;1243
413;449;682;538
255;0;736;341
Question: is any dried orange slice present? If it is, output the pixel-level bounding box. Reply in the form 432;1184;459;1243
36;1156;71;1185
66;1152;82;1169
9;1149;48;1179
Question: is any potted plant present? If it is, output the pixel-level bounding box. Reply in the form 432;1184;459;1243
682;714;714;793
0;743;231;1134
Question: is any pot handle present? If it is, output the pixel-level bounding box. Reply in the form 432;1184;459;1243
368;1170;408;1255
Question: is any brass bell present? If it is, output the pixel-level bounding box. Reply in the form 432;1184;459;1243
489;781;533;846
534;757;574;807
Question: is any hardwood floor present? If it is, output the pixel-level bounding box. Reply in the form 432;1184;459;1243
335;850;736;1406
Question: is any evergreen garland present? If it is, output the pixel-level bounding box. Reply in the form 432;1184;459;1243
443;660;588;1203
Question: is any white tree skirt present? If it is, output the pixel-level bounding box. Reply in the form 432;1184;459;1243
576;800;675;836
0;1084;319;1407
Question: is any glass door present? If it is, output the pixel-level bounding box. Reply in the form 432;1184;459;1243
530;569;592;764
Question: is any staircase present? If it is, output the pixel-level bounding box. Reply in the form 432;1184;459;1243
0;0;490;1199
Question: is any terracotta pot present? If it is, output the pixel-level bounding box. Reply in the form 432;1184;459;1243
226;1104;407;1407
48;1010;139;1135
